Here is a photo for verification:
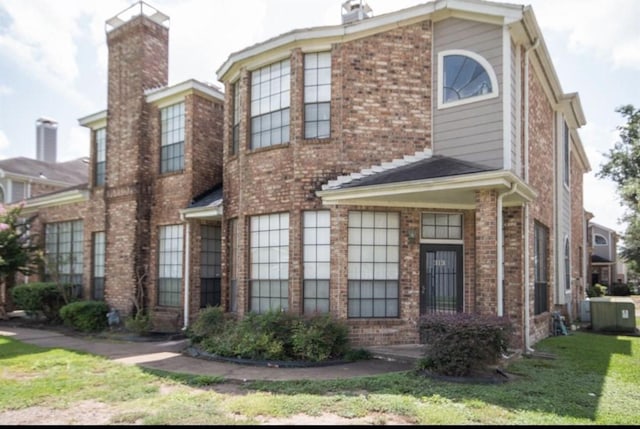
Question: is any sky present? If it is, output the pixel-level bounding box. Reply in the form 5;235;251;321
0;0;639;237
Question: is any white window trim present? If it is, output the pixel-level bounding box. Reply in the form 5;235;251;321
437;49;499;110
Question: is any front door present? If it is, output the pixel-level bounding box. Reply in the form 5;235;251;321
420;244;463;314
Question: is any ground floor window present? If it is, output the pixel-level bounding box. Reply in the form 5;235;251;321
303;210;330;313
92;232;105;300
347;211;400;318
158;225;183;307
200;224;221;308
44;220;83;295
250;213;289;313
534;222;549;315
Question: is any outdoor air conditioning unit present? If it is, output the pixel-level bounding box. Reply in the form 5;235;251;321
589;297;637;333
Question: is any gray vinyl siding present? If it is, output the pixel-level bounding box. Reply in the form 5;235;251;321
11;180;27;203
433;18;504;169
510;39;520;175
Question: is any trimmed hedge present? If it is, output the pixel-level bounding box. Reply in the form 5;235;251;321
418;312;513;377
11;282;72;321
60;300;110;333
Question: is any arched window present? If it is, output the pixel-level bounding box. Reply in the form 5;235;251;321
438;49;498;109
594;234;607;246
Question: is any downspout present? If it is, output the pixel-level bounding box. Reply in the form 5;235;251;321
181;217;191;331
497;183;518;316
523;37;539;351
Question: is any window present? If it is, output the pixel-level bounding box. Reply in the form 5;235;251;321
563;122;570;187
303;210;330;313
421;213;462;240
250;59;290;149
95;127;106;186
158;225;183;307
348;211;400;318
250;213;289;312
200;225;222;308
160;102;185;173
564;236;571;291
228;218;238;312
92;232;105;300
304;52;331;139
594;234;608;246
232;82;241;155
438;50;498;108
45;220;83;296
0;186;4;203
534;222;549;315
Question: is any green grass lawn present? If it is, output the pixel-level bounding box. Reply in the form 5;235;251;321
1;330;639;425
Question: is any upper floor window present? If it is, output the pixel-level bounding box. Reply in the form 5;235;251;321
95;127;106;186
161;102;185;174
232;82;241;156
250;59;290;149
438;49;498;109
563;122;570;187
304;52;331;139
594;234;608;246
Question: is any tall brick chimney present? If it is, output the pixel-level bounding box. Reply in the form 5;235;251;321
103;2;169;314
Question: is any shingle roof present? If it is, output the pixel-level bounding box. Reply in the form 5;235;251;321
188;183;223;209
336;155;498;189
0;157;89;184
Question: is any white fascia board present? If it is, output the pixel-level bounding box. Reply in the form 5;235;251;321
218;0;523;81
179;203;223;220
145;79;224;107
5;171;78;188
317;170;536;203
78;110;107;129
22;189;89;213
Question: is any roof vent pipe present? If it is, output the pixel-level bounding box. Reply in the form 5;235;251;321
341;0;373;24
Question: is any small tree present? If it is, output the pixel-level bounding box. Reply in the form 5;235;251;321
0;202;43;319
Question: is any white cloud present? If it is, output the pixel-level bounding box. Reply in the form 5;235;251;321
0;84;12;96
0;129;10;159
59;125;89;162
528;0;640;71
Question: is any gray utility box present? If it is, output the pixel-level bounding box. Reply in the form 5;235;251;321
589;297;637;333
580;300;591;322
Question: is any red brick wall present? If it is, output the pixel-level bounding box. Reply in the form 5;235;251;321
570;150;586;320
475;189;498;315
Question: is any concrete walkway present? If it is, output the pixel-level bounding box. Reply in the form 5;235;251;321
0;325;419;382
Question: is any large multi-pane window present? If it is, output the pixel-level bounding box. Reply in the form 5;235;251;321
250;213;289;313
303;210;330;313
95;127;106;186
534;222;549;315
232;82;241;155
304;52;331;139
200;225;222;308
348;211;400;318
45;220;83;295
160;102;185;174
158;225;183;307
250;59;290;149
92;232;105;300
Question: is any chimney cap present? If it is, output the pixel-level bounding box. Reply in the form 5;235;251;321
341;0;373;24
36;117;58;126
105;1;169;33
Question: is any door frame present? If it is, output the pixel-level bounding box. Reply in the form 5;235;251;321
419;243;464;315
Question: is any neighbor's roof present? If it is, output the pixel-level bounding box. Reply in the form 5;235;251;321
0;157;89;185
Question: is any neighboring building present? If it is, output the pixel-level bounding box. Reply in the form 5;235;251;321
0;117;88;205
587;221;619;287
20;0;591;352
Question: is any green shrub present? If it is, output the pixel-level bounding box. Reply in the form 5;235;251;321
59;300;110;333
609;282;631;296
587;283;607;298
11;282;74;321
192;309;354;362
186;306;233;343
417;313;513;377
291;314;349;362
124;312;152;335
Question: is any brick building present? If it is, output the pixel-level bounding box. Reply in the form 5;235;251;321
20;0;590;351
